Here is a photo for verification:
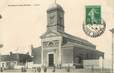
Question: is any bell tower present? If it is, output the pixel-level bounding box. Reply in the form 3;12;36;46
47;3;64;32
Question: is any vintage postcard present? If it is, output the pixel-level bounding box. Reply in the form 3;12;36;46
0;0;114;73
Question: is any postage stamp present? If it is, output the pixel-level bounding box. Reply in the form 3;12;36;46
83;6;106;37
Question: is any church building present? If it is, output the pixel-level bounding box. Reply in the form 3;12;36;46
31;3;104;67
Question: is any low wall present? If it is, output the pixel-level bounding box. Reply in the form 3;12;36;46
1;68;111;73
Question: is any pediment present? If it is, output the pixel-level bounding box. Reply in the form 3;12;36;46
40;31;61;38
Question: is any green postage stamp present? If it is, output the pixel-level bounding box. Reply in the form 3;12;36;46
86;6;101;24
83;5;106;37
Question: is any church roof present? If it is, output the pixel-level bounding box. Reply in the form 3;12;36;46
60;32;96;48
62;41;95;50
62;42;104;55
47;3;64;12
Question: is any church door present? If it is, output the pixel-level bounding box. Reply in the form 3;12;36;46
48;54;54;66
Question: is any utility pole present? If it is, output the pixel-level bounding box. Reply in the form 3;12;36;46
0;14;3;72
0;14;2;19
110;28;114;73
0;14;3;48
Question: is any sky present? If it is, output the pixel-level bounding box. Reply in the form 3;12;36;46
0;0;114;68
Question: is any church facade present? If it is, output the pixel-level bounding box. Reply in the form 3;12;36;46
31;3;104;67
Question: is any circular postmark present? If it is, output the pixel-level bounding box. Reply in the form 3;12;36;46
83;20;106;37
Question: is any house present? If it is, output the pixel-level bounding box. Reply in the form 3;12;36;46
0;52;32;69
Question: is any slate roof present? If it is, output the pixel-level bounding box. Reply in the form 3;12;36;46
60;32;95;48
62;42;96;51
62;41;104;58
